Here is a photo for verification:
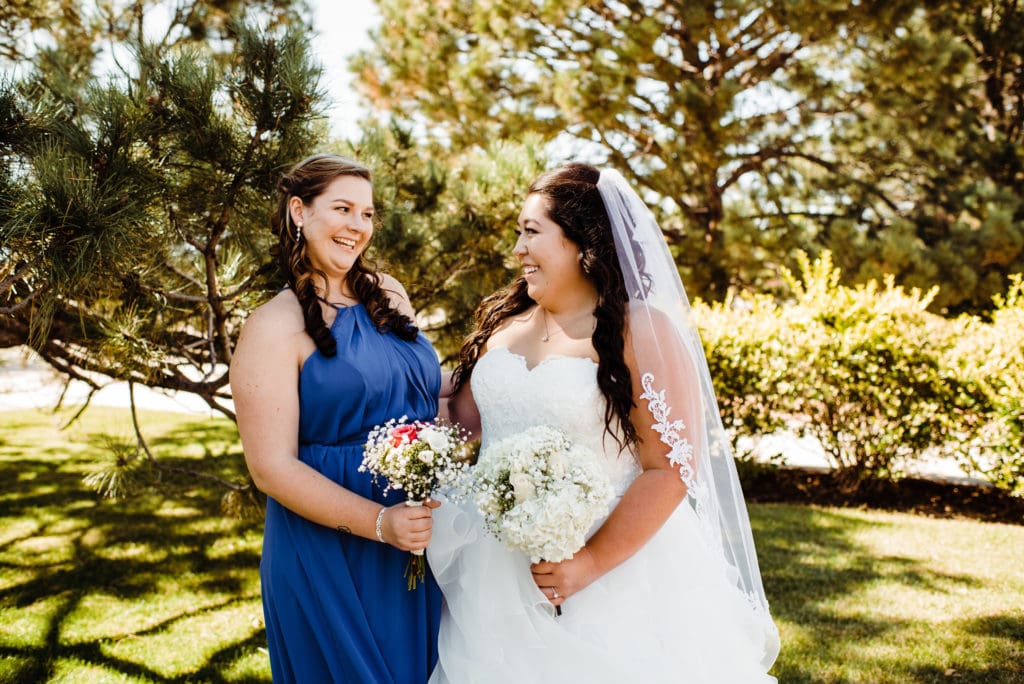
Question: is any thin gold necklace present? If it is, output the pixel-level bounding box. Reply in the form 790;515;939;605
541;307;594;342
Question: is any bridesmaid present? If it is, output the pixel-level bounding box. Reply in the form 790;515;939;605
231;154;442;683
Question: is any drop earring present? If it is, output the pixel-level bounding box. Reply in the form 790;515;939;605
296;222;303;242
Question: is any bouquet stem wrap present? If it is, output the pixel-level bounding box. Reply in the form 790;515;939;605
405;500;425;590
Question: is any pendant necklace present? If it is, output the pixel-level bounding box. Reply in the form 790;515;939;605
541;307;594;343
542;310;553;342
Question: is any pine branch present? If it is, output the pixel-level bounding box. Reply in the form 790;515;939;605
0;289;39;314
127;381;247;490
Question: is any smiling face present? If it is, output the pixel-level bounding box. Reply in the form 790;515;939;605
289;174;374;286
514;193;588;307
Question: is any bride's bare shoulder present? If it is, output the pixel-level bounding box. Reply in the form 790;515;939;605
623;302;677;343
483;304;537;351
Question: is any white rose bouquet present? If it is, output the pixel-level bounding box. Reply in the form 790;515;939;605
467;425;614;566
361;416;468;588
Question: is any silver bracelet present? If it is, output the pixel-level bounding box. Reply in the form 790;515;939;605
375;507;386;543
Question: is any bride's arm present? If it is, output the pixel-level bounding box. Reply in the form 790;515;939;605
437;370;455;422
531;308;697;605
446;374;482;441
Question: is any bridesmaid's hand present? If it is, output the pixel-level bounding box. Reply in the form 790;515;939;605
531;546;601;609
380;499;441;552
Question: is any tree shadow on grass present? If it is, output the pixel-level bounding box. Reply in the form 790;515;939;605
752;504;1020;683
7;413;1020;683
0;418;270;683
909;616;1024;684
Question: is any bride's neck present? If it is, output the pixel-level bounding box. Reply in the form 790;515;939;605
540;285;598;318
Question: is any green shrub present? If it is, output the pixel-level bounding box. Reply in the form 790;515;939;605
696;252;1021;492
949;275;1024;493
776;253;974;482
696;289;790;458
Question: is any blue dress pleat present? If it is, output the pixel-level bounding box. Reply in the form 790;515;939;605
260;304;442;683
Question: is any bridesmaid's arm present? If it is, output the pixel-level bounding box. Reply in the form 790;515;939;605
531;309;691;607
231;296;436;551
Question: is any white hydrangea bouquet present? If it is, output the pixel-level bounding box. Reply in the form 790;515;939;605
466;425;614;566
361;416;468;589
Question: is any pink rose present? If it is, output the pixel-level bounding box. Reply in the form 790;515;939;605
390;424;419;447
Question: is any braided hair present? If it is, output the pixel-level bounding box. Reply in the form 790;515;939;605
270;154;418;356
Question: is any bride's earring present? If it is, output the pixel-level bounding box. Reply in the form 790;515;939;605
296;222;303;242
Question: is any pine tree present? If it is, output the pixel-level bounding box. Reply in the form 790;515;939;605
353;0;923;298
0;3;323;496
354;0;1023;309
813;0;1024;313
1;2;324;409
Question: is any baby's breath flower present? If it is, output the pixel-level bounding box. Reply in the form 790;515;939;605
360;417;469;502
464;425;613;563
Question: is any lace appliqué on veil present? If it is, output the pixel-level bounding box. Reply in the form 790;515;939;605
640;372;773;631
639;372;717;548
639;373;695;485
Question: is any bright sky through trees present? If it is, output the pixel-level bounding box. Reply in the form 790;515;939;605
310;0;379;140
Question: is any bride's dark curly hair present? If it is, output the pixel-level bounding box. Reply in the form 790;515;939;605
452;162;638;450
270;154;418;357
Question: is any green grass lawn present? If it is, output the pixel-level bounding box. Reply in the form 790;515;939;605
1;406;1022;683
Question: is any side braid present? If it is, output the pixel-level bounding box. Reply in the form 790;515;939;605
592;288;637;449
348;260;419;341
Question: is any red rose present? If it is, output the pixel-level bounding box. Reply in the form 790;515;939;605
390;424;419;447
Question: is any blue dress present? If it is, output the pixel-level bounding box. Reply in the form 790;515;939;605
260;303;442;683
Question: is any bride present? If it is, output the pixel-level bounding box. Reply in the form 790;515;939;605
430;163;779;683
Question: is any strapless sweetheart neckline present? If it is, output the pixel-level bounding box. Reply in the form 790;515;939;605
482;345;598;373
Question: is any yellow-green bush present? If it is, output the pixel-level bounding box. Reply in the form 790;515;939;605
948;275;1024;493
696;289;790;456
695;253;1022;493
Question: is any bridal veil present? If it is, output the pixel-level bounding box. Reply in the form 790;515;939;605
597;169;780;669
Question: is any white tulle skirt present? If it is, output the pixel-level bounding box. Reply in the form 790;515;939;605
427;495;777;684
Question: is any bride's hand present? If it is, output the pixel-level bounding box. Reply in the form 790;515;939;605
531;546;601;607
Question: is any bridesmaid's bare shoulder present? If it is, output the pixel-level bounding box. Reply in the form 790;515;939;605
378;272;416;320
234;289;311;369
244;289;305;335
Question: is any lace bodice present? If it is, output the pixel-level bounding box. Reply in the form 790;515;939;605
471;346;641;495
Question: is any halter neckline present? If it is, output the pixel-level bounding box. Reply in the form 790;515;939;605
317;294;358;309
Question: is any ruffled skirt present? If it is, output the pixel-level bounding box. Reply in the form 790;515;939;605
427;496;776;684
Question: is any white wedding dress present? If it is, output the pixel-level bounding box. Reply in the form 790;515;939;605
428;346;777;683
